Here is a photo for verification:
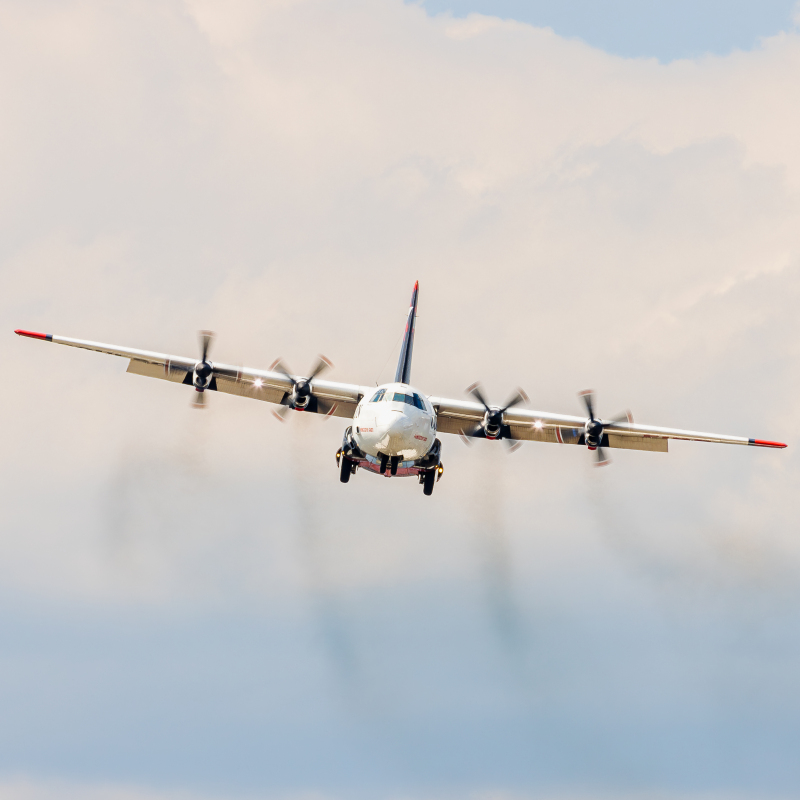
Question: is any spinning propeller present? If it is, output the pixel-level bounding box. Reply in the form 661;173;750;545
191;330;215;408
578;389;633;467
270;355;335;420
460;382;529;451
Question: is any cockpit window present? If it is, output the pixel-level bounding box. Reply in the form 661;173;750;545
370;389;426;409
388;392;426;409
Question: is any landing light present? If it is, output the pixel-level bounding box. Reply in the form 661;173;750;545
534;420;543;429
253;378;263;388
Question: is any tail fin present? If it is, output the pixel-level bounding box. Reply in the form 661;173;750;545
394;281;419;385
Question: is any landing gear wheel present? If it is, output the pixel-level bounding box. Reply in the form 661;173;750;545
422;469;436;496
340;455;353;483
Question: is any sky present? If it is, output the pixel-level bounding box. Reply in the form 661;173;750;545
415;0;800;61
2;0;800;798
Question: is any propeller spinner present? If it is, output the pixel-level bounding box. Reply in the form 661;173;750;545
578;389;633;466
192;330;215;408
270;355;335;420
461;382;529;451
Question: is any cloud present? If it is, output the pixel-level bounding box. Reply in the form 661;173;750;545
1;0;800;795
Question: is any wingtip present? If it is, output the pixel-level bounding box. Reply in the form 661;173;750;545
15;329;51;340
750;439;788;449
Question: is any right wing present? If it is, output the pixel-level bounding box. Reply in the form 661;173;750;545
429;396;786;452
15;330;371;419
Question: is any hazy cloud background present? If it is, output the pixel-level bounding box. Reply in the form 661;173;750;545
1;0;800;797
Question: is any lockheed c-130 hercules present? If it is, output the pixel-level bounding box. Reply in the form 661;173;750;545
15;282;786;495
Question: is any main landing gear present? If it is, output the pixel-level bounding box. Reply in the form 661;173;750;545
336;449;356;483
419;463;444;496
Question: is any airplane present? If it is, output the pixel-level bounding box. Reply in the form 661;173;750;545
15;281;786;496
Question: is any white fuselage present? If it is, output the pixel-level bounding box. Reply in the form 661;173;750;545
353;382;436;461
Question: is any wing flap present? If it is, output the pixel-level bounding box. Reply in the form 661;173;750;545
214;373;286;405
607;433;668;453
435;415;477;436
507;424;561;444
127;358;190;383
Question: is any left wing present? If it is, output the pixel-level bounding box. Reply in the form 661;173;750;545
14;330;371;418
429;396;786;452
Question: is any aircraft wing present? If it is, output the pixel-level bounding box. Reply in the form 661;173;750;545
14;329;786;452
428;396;786;452
14;330;370;419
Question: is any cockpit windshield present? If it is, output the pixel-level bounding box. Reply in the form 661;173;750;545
369;389;426;409
369;389;425;409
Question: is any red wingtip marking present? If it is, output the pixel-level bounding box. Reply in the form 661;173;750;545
15;329;49;340
753;439;788;449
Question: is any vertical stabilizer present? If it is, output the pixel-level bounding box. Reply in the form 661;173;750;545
394;281;419;385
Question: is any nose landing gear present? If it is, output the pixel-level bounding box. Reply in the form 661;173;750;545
377;454;401;476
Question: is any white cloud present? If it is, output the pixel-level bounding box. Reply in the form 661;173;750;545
0;0;798;604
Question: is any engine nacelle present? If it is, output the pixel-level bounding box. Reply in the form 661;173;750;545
483;408;504;439
194;360;213;390
292;379;312;409
584;418;604;450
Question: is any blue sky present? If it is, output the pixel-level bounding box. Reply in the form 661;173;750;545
417;0;798;60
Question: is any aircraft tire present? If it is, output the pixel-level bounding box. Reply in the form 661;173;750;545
340;456;353;483
422;469;436;496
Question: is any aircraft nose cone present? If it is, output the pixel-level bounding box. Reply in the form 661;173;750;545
388;413;412;435
377;410;409;429
376;411;413;451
